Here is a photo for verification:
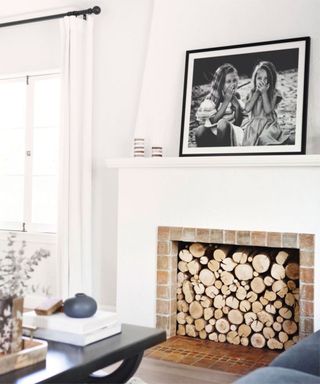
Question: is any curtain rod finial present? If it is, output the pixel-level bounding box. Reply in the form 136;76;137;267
92;6;101;15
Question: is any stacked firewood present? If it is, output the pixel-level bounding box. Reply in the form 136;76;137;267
176;243;299;350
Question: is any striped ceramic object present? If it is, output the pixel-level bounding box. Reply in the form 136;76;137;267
133;138;145;157
151;146;163;157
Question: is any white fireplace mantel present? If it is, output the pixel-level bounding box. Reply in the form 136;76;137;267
113;153;320;331
105;154;320;169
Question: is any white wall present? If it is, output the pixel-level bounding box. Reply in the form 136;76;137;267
115;160;320;330
91;0;153;307
1;0;320;309
136;0;320;155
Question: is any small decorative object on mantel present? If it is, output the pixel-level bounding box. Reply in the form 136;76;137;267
133;137;145;157
0;233;50;355
151;146;163;157
179;37;310;157
63;293;97;318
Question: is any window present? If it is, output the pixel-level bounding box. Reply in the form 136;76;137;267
0;73;60;233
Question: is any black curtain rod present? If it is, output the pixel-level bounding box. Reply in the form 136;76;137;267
0;6;101;28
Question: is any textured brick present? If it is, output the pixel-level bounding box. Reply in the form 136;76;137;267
156;299;170;314
157;285;170;299
157;241;170;256
157;271;170;285
299;234;315;251
282;233;298;248
236;231;250;245
167;329;176;338
196;228;210;243
170;256;177;271
300;268;314;284
147;335;283;369
224;230;236;244
170;300;177;315
171;270;177;285
300;317;314;334
156;315;170;329
171;241;179;256
251;231;267;246
210;229;223;243
170;284;177;300
300;300;314;317
157;256;169;270
169;227;183;240
300;284;314;301
300;251;314;267
182;227;196;242
158;226;170;241
170;314;177;331
267;232;282;247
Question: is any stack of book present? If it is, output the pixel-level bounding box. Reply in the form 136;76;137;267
23;310;121;346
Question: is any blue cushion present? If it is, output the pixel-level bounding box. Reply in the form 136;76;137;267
234;367;320;384
270;330;320;376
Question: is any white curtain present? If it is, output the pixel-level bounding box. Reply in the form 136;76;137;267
58;15;93;297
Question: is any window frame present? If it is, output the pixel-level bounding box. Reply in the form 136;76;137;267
0;69;60;234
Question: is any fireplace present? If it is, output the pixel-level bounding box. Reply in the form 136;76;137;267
156;226;314;347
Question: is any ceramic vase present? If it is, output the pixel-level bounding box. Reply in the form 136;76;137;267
64;293;97;318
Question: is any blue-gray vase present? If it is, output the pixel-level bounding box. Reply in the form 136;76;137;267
64;293;97;318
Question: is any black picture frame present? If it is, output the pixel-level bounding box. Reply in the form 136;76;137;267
179;37;310;157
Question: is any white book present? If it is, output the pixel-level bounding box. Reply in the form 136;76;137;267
23;310;119;334
23;321;122;346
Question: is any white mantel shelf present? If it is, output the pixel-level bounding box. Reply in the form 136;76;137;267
105;154;320;168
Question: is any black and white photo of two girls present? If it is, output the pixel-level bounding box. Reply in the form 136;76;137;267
179;37;310;156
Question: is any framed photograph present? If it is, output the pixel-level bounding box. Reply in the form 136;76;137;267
179;37;310;156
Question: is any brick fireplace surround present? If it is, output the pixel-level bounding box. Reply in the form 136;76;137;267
156;226;314;339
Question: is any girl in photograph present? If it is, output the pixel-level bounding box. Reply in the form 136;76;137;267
194;63;244;147
242;61;290;146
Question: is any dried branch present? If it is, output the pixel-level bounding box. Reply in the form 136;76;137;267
0;234;50;297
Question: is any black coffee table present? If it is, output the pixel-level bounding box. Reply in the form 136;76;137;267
1;324;166;384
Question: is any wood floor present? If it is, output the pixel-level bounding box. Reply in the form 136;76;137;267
134;357;240;384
